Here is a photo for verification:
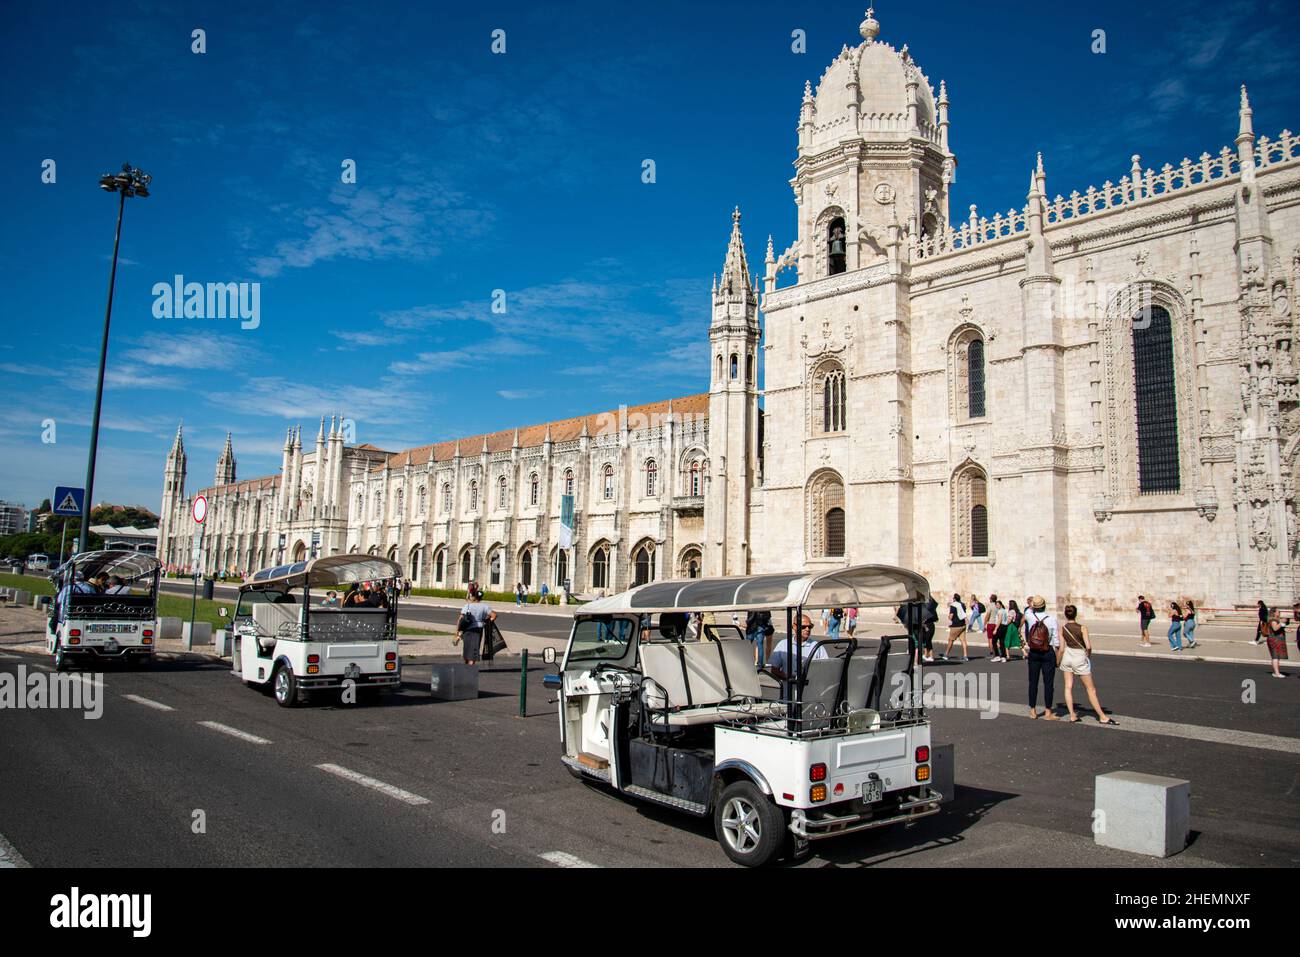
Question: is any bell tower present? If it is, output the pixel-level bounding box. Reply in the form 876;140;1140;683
705;208;761;576
159;423;187;569
792;8;954;281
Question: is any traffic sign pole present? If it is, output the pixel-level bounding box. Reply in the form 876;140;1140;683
189;496;208;637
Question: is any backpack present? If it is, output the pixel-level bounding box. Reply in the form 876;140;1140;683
1026;613;1052;653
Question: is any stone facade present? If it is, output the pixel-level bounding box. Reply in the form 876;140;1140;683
160;9;1300;611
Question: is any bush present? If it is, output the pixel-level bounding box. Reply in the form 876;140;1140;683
408;587;578;606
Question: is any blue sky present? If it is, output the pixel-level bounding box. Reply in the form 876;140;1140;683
2;0;1297;512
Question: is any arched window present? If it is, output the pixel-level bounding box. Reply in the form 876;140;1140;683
460;550;473;583
434;548;445;583
952;464;989;558
645;460;658;497
469;480;478;511
1133;305;1180;494
806;470;846;559
520;547;533;588
812;360;847;435
563;469;575;498
716;355;723;382
372;490;381;519
395;487;403;519
442;483;451;513
555;548;569;588
498;475;508;509
746;353;754;385
417;486;427;515
529;472;539;506
355;492;363;517
730;354;738;379
591;546;609;590
488;548;502;587
409;545;423;583
828;216;847;275
632;541;655;586
602;464;615;500
689;460;702;497
954;329;986;421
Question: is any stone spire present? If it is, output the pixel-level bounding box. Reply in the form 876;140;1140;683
167;422;186;467
316;416;325;445
718;206;752;298
214;431;236;486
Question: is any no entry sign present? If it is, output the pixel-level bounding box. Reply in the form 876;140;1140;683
192;494;208;524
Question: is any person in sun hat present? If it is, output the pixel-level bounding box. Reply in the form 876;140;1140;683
1022;595;1060;719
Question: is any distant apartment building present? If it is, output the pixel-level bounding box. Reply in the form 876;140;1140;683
0;501;31;537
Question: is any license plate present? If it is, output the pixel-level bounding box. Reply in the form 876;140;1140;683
86;624;123;633
104;641;119;652
858;779;884;802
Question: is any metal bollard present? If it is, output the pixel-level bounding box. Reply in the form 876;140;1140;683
518;648;529;718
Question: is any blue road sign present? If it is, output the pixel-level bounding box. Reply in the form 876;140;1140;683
52;486;85;517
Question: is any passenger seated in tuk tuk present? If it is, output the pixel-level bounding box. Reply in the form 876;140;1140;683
342;584;364;607
767;615;829;698
105;575;132;594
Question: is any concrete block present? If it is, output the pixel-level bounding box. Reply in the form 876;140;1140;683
930;743;955;803
213;629;231;657
14;590;30;605
158;616;183;640
183;621;213;648
1095;771;1189;858
429;662;479;700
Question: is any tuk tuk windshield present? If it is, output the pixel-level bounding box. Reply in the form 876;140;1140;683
567;616;636;663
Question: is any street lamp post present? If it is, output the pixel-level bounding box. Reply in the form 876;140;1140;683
80;163;150;554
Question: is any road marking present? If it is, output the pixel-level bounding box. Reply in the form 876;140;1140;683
198;720;270;744
122;694;174;712
0;831;29;868
935;694;1300;754
539;851;599;868
315;763;430;806
0;653;18;660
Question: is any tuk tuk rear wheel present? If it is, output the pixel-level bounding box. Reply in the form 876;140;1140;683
53;642;68;672
273;664;299;708
714;780;784;867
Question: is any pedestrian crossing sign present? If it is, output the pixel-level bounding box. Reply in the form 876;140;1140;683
52;486;85;517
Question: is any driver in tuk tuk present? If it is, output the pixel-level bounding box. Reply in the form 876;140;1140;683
767;614;829;698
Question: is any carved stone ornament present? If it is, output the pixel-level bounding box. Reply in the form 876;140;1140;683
1092;493;1115;523
1193;486;1219;522
874;183;895;205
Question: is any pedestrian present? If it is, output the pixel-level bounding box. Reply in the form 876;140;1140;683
1023;596;1059;719
942;593;969;662
1265;611;1289;678
404;578;412;598
1167;601;1184;651
515;581;525;606
827;607;843;640
454;582;496;667
921;594;938;663
1005;599;1024;660
1181;599;1199;648
968;593;984;634
1058;605;1118;725
1253;599;1269;644
984;593;999;659
745;610;774;667
990;599;1008;662
1136;595;1155;647
540;582;550;604
845;606;858;638
898;600;924;667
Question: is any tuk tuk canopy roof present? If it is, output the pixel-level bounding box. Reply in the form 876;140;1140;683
54;550;161;582
578;564;930;616
241;554;403;591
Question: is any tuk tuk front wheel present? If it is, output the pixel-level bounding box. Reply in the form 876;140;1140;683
273;664;300;708
714;780;785;867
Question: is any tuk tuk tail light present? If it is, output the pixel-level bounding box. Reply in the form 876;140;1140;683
385;652;396;662
915;745;930;763
809;763;827;782
307;664;320;674
142;636;153;645
809;784;827;803
916;765;931;783
385;662;396;671
69;629;81;638
307;654;320;664
142;629;153;638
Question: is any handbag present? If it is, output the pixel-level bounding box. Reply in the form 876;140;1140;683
457;611;476;633
486;620;507;657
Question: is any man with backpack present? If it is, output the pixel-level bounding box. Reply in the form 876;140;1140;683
1136;595;1155;648
1023;596;1060;719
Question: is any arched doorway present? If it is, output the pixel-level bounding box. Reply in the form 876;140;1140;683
678;546;702;580
292;541;307;562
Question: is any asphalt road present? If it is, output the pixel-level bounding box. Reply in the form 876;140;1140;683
0;648;1296;868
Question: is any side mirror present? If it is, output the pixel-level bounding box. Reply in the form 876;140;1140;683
542;646;556;665
542;673;563;690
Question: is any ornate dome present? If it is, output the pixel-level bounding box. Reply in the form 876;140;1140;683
803;10;938;154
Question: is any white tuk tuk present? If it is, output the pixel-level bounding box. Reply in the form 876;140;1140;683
543;565;942;866
44;550;161;671
231;555;403;707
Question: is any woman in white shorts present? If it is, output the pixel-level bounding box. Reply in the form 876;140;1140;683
1058;604;1117;725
